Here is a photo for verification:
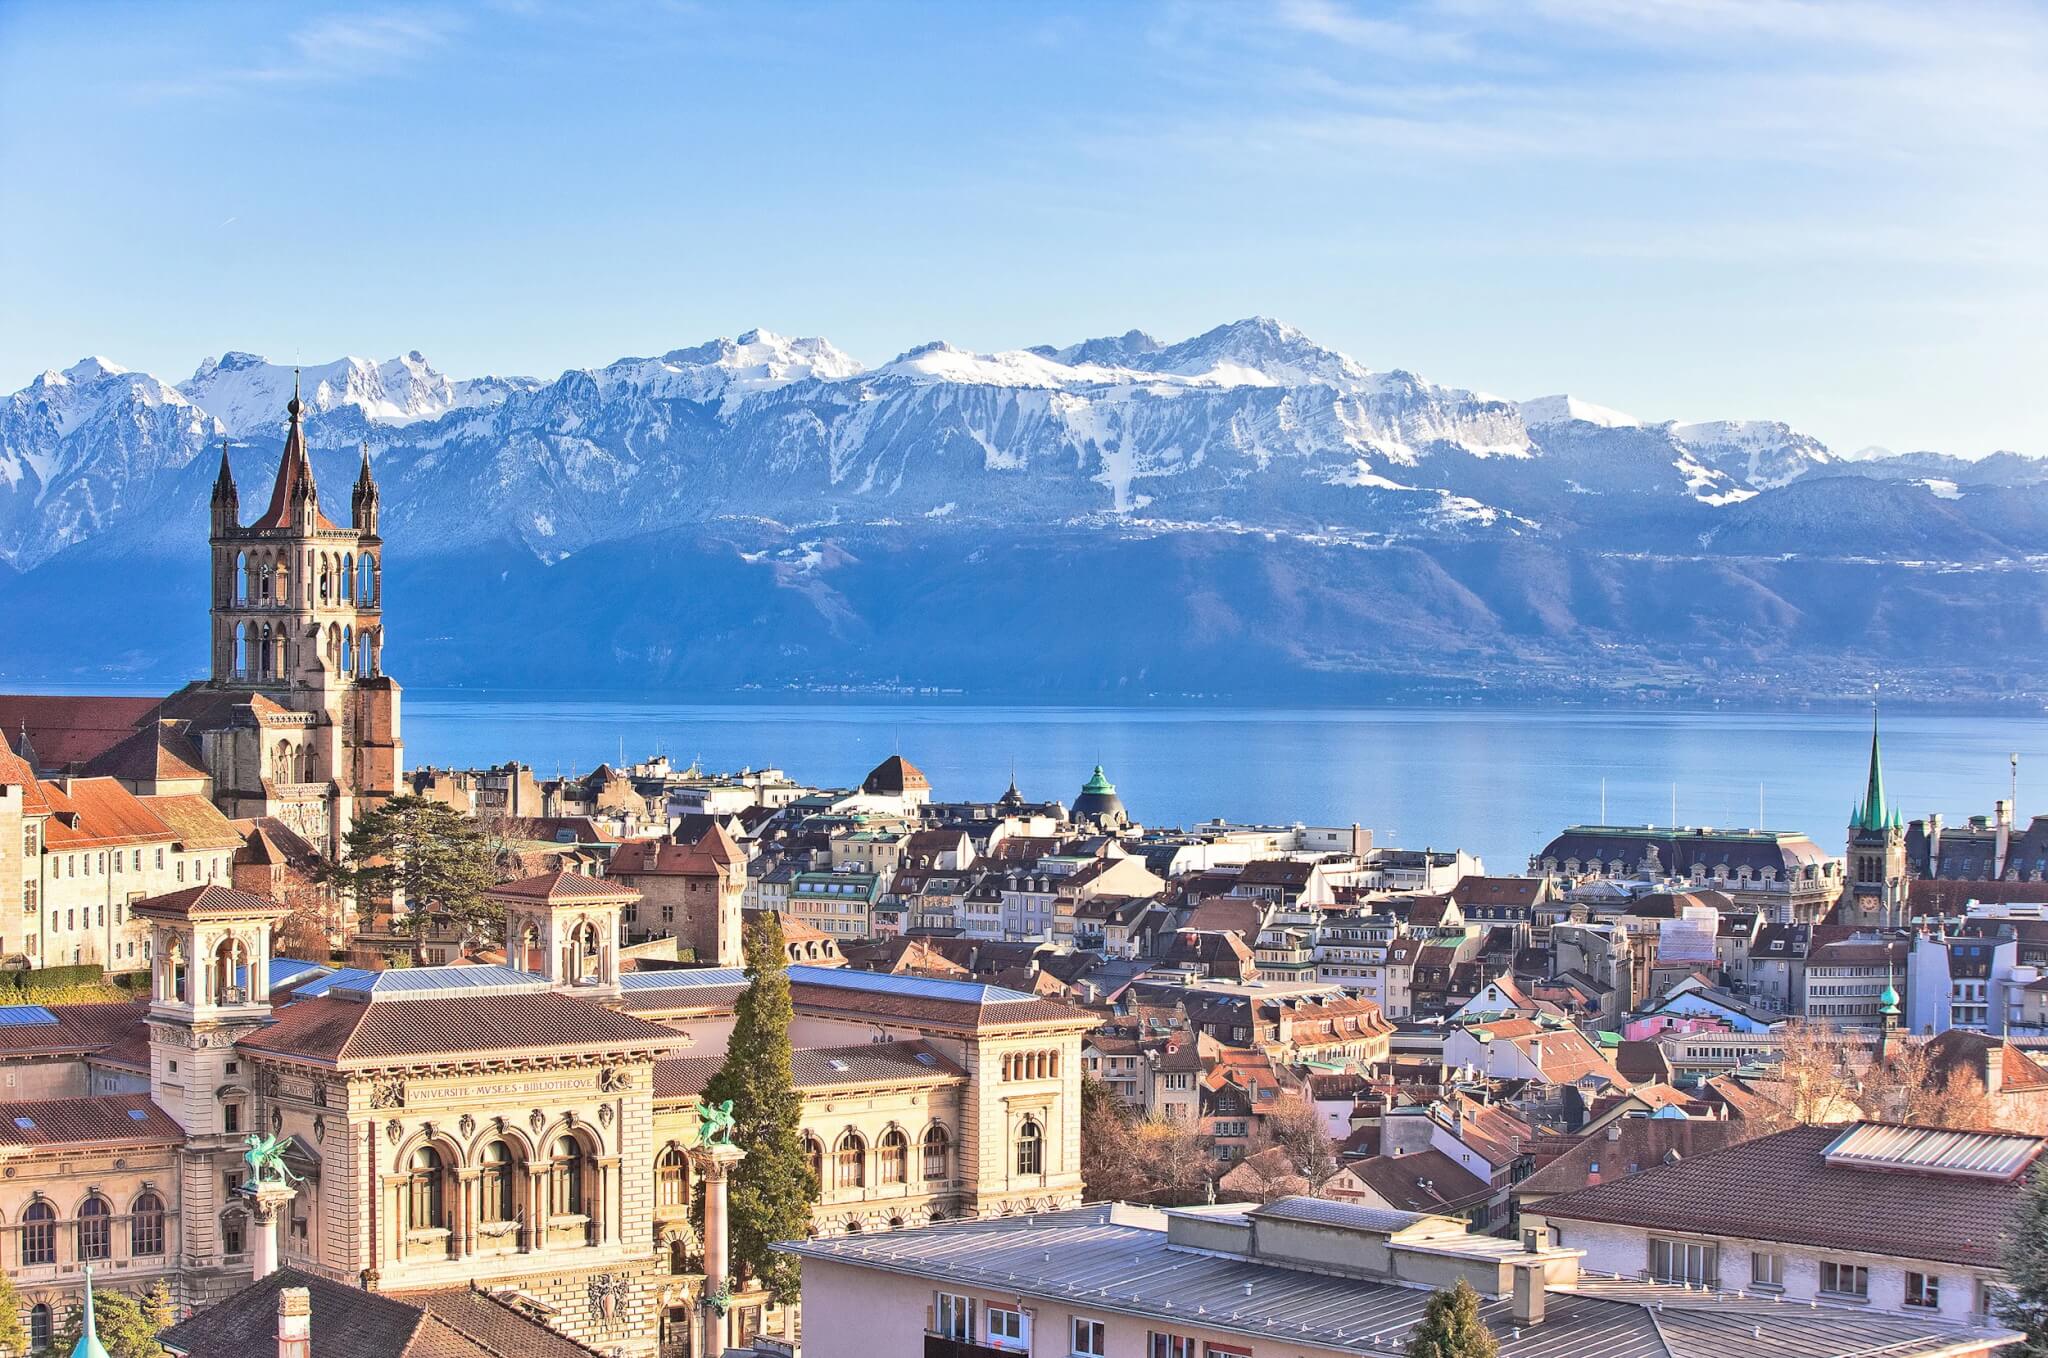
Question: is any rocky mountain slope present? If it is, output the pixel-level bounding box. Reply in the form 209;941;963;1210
2;320;2041;702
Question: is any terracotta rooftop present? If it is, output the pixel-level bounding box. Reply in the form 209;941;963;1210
0;1093;183;1149
1517;1120;1745;1198
139;791;244;849
0;1000;147;1059
133;883;285;920
485;869;642;904
0;694;161;770
161;1266;598;1358
80;720;210;784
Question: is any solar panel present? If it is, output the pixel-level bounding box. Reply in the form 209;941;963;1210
0;1006;59;1027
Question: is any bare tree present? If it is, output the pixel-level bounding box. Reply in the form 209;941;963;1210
1247;1094;1340;1188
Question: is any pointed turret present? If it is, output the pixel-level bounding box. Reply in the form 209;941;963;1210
247;372;335;532
209;437;239;534
351;438;380;535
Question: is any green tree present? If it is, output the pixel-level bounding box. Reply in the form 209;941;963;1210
51;1288;170;1358
1405;1279;1499;1358
0;1267;27;1357
2001;1163;2048;1355
700;912;818;1302
321;795;500;957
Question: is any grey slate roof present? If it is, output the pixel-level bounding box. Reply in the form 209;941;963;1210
782;1205;2014;1358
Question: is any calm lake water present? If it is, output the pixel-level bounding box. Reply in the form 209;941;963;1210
403;697;2048;873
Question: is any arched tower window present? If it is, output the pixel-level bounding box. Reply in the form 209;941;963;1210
237;551;250;604
341;626;354;675
343;552;355;602
1015;1117;1044;1176
212;936;249;1003
233;623;248;679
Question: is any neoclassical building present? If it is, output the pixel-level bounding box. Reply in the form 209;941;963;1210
0;873;1094;1356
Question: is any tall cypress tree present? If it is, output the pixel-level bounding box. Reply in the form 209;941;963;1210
1405;1279;1500;1358
2002;1163;2048;1355
701;913;818;1302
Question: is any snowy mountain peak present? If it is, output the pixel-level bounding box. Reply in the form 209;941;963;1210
595;330;864;403
1518;394;1642;430
59;357;129;384
179;351;465;435
1140;316;1372;390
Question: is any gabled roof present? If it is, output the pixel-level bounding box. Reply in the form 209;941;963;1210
0;694;162;771
80;720;210;784
1517;1120;1743;1198
0;1000;146;1060
160;1267;599;1358
1339;1147;1490;1212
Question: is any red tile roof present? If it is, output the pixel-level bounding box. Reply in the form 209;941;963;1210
1516;1120;1745;1197
80;720;210;783
0;694;162;770
132;883;284;920
239;991;692;1068
485;869;641;904
139;792;244;849
0;1093;183;1149
1339;1148;1490;1212
41;776;177;845
0;1000;147;1059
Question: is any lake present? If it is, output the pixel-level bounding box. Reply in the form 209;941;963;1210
402;697;2048;872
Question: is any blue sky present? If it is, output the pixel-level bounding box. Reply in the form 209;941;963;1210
2;0;2042;455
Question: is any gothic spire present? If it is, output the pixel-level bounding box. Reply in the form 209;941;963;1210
1855;702;1890;833
210;437;237;507
248;370;330;531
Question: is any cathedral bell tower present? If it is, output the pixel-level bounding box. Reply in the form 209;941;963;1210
200;377;403;858
1845;707;1908;928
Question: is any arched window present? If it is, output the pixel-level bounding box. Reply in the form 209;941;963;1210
21;1199;56;1265
343;553;355;602
922;1125;950;1182
568;921;601;983
805;1134;825;1186
656;1143;688;1209
877;1127;908;1185
79;1194;112;1260
259;560;273;604
213;937;248;1004
550;1136;588;1218
835;1130;866;1189
1015;1118;1044;1176
519;924;543;974
320;557;331;602
481;1141;517;1224
406;1146;447;1231
341;626;354;675
29;1305;50;1354
132;1190;166;1255
360;555;375;603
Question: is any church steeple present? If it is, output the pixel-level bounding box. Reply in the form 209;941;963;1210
1853;705;1897;832
248;370;330;532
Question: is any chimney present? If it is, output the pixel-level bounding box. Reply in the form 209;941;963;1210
1985;1045;2007;1095
1512;1264;1547;1327
277;1287;311;1358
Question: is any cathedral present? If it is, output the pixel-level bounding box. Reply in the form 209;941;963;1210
1;383;401;867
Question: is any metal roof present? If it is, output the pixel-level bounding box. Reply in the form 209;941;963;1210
620;967;749;991
0;1005;59;1028
787;964;1040;1005
1823;1121;2045;1181
292;964;549;1002
1250;1198;1433;1235
784;1207;2015;1358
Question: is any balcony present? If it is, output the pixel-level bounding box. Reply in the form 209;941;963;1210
926;1336;1011;1358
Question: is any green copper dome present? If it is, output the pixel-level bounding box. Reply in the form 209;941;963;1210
1080;764;1116;796
1880;965;1901;1014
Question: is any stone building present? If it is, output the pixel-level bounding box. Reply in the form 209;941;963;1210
611;822;748;966
0;869;1096;1355
1;389;404;865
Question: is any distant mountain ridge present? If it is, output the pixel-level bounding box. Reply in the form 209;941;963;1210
2;319;2043;703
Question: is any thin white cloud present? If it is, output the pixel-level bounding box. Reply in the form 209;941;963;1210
140;7;463;99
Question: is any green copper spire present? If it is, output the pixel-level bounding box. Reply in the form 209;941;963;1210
1879;963;1901;1016
1081;764;1115;796
71;1265;111;1358
1854;705;1890;833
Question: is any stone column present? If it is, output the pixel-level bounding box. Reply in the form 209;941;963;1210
242;1181;297;1281
455;1171;478;1258
690;1142;747;1358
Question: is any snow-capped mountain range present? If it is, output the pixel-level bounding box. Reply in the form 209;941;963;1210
7;316;1995;571
5;319;2044;703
